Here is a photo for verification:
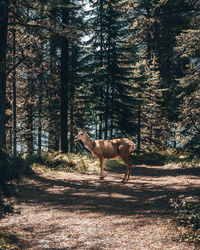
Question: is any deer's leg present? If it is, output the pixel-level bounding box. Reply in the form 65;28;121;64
122;166;132;183
99;157;105;180
121;155;132;183
126;166;132;182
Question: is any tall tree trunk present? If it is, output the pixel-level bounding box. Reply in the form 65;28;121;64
60;8;69;153
98;115;103;139
48;7;59;151
100;0;103;66
0;0;9;150
38;118;42;156
98;0;104;140
69;45;76;152
12;26;17;156
137;104;141;153
104;78;109;140
37;81;42;156
27;76;34;154
104;2;111;140
27;102;34;154
69;101;74;152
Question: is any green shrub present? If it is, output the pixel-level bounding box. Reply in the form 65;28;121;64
133;151;199;166
0;229;19;249
23;153;41;167
170;198;200;243
0;150;32;218
133;151;172;165
104;159;126;172
0;150;32;184
34;151;100;173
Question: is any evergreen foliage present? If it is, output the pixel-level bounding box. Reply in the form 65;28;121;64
0;0;198;154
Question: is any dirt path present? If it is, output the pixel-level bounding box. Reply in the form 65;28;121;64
1;164;200;249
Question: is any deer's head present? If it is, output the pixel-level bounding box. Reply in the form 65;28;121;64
74;129;87;142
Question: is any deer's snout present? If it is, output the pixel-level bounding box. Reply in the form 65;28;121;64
74;135;80;142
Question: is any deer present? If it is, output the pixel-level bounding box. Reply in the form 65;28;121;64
74;129;135;183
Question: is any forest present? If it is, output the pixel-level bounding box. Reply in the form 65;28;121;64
0;0;199;155
0;1;200;248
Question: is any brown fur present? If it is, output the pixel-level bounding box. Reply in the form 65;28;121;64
75;130;135;183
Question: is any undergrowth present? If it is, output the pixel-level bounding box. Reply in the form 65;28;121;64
30;150;200;173
0;150;33;249
33;151;100;173
170;198;200;244
133;150;200;167
0;150;32;218
0;229;20;250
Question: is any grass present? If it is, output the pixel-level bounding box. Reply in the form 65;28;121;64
170;198;200;244
133;150;200;168
0;229;20;250
28;150;200;174
32;151;100;173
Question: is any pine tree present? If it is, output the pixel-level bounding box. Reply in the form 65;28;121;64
175;0;200;152
60;5;70;153
4;0;86;153
48;5;60;151
128;0;192;150
59;0;87;152
87;0;138;139
0;0;9;150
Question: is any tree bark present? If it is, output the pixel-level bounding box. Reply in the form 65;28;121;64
137;104;141;153
60;8;69;153
48;7;59;151
69;45;76;153
0;0;9;150
12;26;17;156
27;76;34;154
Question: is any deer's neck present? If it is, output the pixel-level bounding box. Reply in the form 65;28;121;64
82;135;95;152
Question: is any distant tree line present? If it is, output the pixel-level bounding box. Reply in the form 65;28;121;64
0;0;199;155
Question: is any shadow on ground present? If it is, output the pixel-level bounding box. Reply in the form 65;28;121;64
106;160;200;176
17;165;200;218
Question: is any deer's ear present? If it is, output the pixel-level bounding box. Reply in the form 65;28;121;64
76;127;81;132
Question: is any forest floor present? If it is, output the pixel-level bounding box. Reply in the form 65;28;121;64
1;163;200;249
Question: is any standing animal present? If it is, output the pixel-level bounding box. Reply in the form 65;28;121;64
75;129;135;183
